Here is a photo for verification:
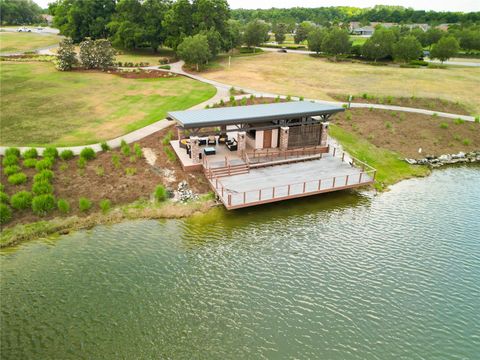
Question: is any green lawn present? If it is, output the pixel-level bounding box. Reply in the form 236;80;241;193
115;48;176;65
350;36;368;46
0;32;61;53
0;61;216;146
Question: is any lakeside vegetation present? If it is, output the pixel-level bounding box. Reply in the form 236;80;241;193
0;61;215;146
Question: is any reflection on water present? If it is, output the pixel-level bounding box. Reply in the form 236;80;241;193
1;165;479;359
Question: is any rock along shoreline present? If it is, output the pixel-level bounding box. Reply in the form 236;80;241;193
405;150;480;168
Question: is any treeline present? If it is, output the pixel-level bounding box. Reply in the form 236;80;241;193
0;0;43;25
232;6;480;27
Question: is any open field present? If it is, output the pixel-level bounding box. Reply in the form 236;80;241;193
0;32;60;53
0;62;216;146
200;52;480;115
116;48;176;65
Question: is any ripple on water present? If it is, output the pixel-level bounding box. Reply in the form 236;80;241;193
1;166;480;359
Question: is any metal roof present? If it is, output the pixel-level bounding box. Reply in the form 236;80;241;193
168;101;344;129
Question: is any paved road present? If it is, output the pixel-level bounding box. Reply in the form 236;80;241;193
0;26;60;35
259;46;480;67
0;27;61;56
0;60;476;156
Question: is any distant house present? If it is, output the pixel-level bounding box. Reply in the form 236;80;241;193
41;14;53;26
352;26;375;36
405;23;430;32
436;24;451;32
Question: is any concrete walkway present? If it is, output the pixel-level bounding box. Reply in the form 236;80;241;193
0;60;476;156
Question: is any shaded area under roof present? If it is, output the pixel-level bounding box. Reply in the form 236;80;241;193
168;101;344;129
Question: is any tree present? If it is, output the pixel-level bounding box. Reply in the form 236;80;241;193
0;0;42;25
162;0;193;50
321;27;351;61
361;27;396;61
307;27;325;54
294;21;315;44
244;19;269;51
56;37;77;71
177;34;211;71
274;23;287;44
430;36;460;63
192;0;230;35
424;28;444;49
392;35;422;63
79;38;96;69
224;19;242;52
53;0;116;43
200;27;222;58
79;38;116;70
454;28;480;51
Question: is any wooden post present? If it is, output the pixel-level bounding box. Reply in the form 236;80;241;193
215;178;218;189
224;156;227;167
342;152;345;162
318;179;321;190
259;189;262;200
272;187;275;198
332;177;336;188
228;194;232;206
222;187;224;197
303;182;306;193
333;147;336;157
288;184;291;196
243;192;246;204
359;172;363;183
345;175;349;186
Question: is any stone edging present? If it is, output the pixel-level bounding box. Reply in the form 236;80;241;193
405;151;480;167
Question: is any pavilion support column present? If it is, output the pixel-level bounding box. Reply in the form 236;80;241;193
176;126;184;140
279;126;289;151
320;122;329;147
220;125;227;135
190;136;201;164
237;131;246;155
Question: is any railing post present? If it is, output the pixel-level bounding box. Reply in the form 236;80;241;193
228;194;232;206
359;172;363;183
318;179;321;190
288;184;291;196
243;192;246;204
345;175;349;186
342;152;345;162
332;177;336;188
333;147;336;157
303;182;306;193
215;178;218;189
272;187;275;198
259;189;262;201
224;156;227;167
222;187;224;197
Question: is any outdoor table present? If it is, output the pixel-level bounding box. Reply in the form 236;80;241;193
203;147;216;156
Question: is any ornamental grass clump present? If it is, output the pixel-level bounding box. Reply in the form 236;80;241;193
4;165;21;176
23;158;37;168
154;185;167;202
10;191;33;210
111;154;121;169
78;197;92;212
34;169;54;183
3;155;19;167
0;203;12;224
99;199;111;214
5;148;20;157
60;149;74;160
23;148;38;159
8;172;27;185
32;194;56;216
0;191;9;204
121;141;131;156
57;198;70;214
133;143;142;158
35;158;53;171
101;142;110;151
80;147;96;160
32;181;53;195
43;147;58;159
77;157;87;169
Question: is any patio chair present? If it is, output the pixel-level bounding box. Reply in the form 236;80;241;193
226;139;238;151
218;134;228;144
207;135;216;146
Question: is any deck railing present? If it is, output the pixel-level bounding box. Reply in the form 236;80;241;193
245;145;328;165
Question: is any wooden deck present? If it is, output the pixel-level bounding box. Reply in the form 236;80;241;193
206;149;376;210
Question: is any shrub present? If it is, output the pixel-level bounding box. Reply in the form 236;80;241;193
4;165;21;176
409;59;428;66
299;96;304;101
99;199;111;214
57;198;70;214
154;185;167;202
5;147;20;157
0;203;12;224
80;147;96;160
229;95;235;102
95;166;104;176
59;163;68;171
286;95;291;101
125;167;136;176
8;172;27;185
162;131;173;146
32;181;53;195
0;184;4;192
2;155;19;167
23;148;38;159
440;122;449;129
454;118;465;125
385;121;392;129
77;157;86;169
462;138;472;146
60;149;74;160
0;191;9;204
101;141;110;151
10;191;33;210
34;169;54;183
32;194;56;215
475;116;479;123
133;143;143;158
35;158;53;171
111;154;121;169
121;142;131;156
23;158;37;168
129;155;137;163
43;147;58;158
79;197;92;212
275;96;280;103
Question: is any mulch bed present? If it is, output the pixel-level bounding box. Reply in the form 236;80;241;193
1;126;210;228
335;108;479;158
71;68;177;79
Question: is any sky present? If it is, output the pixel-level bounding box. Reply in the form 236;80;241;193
34;0;480;12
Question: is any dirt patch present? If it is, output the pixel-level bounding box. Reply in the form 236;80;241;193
1;126;211;228
71;68;178;79
335;108;480;158
329;93;472;115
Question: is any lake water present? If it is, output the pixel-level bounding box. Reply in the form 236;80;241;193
1;166;479;359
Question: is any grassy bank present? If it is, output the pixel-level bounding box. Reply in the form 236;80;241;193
0;32;61;53
0;197;217;248
329;125;430;191
200;52;480;115
0;61;216;146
